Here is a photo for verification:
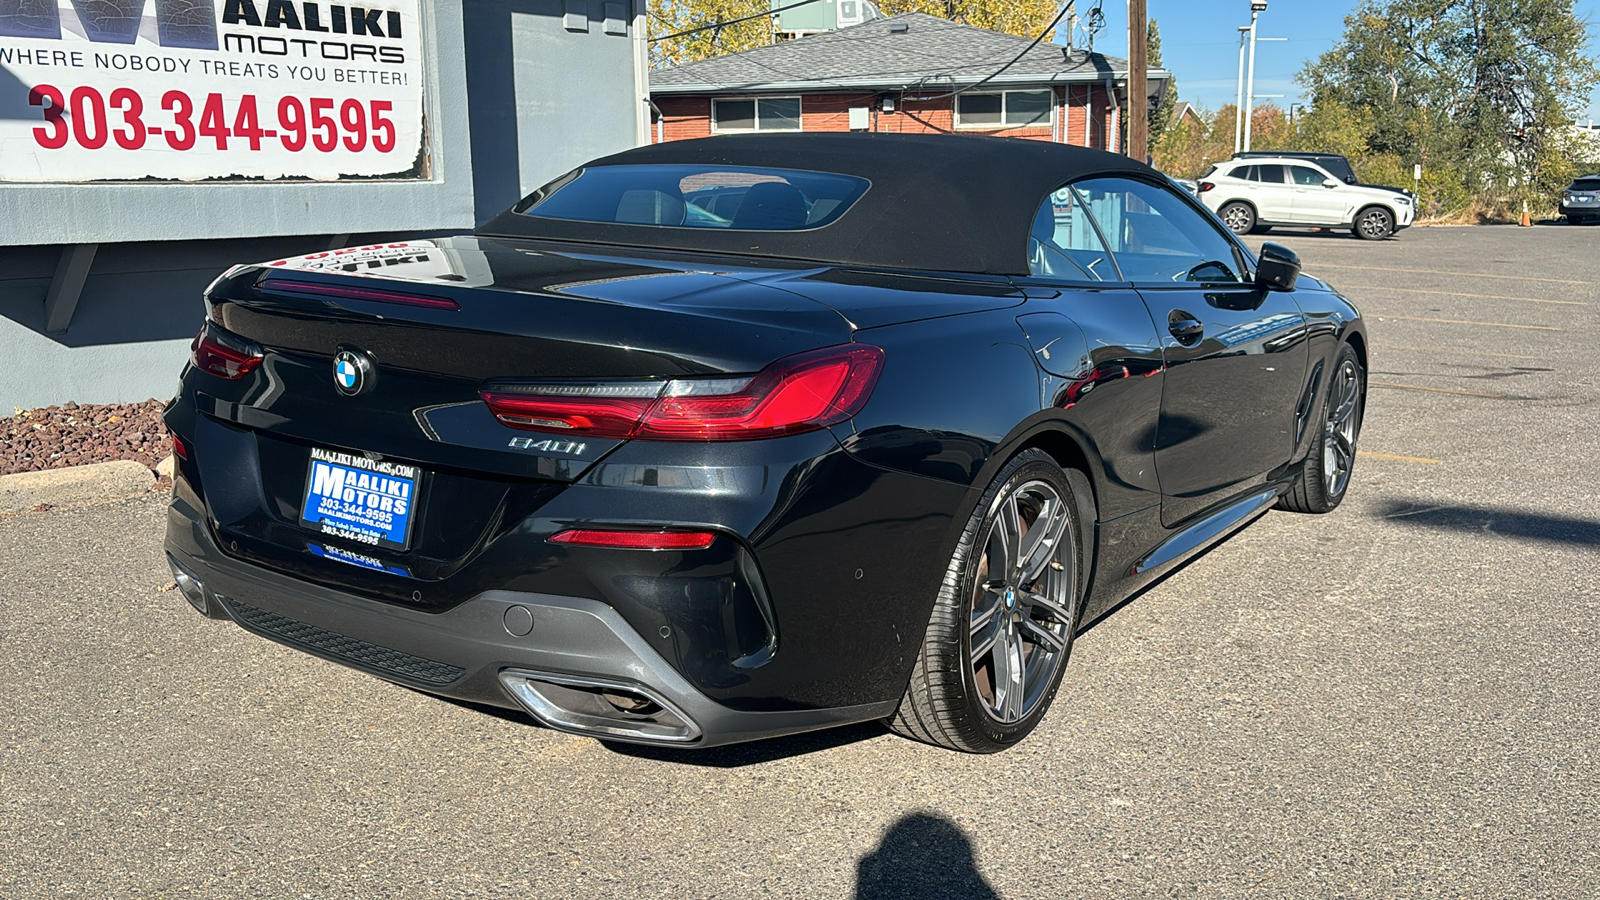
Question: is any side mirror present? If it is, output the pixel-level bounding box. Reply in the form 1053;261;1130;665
1255;242;1301;292
1323;178;1341;188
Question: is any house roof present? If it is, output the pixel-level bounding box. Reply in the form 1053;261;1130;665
1172;101;1200;122
651;13;1170;95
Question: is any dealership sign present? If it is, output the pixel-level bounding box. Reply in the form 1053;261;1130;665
0;0;425;182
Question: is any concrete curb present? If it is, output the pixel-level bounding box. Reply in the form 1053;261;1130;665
0;460;156;514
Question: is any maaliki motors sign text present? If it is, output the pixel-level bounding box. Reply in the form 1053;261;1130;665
0;0;424;182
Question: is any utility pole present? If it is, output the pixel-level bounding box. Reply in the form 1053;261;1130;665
1234;26;1249;153
1243;0;1266;152
1128;0;1148;161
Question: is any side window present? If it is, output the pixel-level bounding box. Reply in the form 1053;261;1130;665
1255;164;1286;184
1027;188;1118;281
1070;177;1247;285
1232;164;1257;181
1289;166;1327;186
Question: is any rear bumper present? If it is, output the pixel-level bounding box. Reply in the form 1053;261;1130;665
164;493;896;748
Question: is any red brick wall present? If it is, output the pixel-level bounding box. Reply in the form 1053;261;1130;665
651;86;1122;152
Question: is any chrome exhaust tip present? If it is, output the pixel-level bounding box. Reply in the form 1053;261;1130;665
497;669;702;744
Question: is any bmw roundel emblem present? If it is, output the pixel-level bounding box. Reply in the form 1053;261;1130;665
332;348;375;396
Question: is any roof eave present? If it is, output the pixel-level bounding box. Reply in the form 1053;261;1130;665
650;68;1172;96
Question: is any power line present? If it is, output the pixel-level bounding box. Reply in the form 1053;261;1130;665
650;0;823;44
920;2;1076;101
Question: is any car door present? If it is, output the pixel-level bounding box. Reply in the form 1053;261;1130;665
1242;164;1293;222
1071;176;1310;528
1286;164;1348;224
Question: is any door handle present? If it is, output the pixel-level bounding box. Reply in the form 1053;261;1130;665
1168;312;1204;345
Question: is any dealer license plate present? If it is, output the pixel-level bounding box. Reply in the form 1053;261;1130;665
299;447;421;551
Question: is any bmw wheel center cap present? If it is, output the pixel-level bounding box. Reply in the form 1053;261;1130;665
333;348;375;396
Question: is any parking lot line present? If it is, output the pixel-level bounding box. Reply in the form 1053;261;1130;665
1358;450;1441;464
1375;314;1561;331
1374;344;1540;360
1370;381;1505;398
1313;262;1593;285
1341;285;1583;306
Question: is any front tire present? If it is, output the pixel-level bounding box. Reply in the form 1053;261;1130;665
1279;344;1365;514
1354;206;1394;240
889;450;1087;753
1219;201;1256;235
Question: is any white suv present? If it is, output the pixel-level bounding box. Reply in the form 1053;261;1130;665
1197;157;1415;240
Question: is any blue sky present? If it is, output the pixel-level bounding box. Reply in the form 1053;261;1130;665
1066;0;1600;122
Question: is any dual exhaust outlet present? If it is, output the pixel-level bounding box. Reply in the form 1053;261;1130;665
497;669;702;744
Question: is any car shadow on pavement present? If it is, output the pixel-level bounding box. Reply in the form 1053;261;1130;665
854;812;999;900
1377;500;1600;546
601;721;887;767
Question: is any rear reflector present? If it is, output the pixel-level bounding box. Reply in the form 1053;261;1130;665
172;435;190;461
482;343;884;442
259;278;461;311
549;529;717;550
191;322;263;380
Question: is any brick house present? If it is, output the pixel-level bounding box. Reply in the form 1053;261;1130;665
649;13;1170;156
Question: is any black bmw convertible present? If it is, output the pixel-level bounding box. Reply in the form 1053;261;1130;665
164;133;1366;753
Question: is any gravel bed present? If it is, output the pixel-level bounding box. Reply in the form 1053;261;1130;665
1;400;170;476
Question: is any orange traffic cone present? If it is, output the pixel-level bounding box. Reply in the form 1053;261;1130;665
1520;201;1531;227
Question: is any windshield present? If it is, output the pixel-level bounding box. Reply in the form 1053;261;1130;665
516;165;871;231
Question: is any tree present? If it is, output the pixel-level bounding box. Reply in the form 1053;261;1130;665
1147;18;1174;157
1299;0;1598;211
651;0;1064;69
650;0;772;69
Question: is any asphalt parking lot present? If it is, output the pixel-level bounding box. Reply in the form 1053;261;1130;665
3;224;1597;898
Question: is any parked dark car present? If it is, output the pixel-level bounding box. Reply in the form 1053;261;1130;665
164;134;1368;753
1560;174;1600;223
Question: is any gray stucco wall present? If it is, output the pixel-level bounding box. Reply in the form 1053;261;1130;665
0;0;647;414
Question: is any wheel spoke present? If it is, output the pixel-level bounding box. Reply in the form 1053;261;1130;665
1019;587;1073;625
970;611;1002;661
1017;498;1069;584
1018;616;1067;653
991;498;1022;579
998;622;1026;721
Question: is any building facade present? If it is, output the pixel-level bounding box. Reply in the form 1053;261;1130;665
650;14;1169;154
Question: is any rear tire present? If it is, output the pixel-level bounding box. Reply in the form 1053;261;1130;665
889;450;1088;753
1219;202;1256;235
1354;206;1394;240
1279;344;1365;514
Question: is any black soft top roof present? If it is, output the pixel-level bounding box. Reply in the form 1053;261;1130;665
478;133;1154;276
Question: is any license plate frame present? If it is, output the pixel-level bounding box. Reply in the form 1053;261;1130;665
298;447;422;552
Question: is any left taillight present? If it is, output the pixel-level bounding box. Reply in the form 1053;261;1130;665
481;343;885;442
1198;181;1215;193
191;321;263;380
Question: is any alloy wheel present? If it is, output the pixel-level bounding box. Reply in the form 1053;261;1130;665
1322;357;1363;499
1222;205;1253;233
1358;209;1391;239
967;480;1076;724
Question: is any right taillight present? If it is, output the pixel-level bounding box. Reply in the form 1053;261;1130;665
1198;181;1215;193
191;321;263;380
481;343;884;442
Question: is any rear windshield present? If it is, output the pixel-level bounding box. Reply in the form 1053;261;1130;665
1571;178;1600;191
516;165;871;231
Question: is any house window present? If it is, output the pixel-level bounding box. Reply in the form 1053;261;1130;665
712;97;802;133
955;90;1053;128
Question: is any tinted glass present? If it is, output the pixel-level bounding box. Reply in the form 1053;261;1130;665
1289;166;1326;186
1230;164;1256;181
1071;177;1245;284
1254;164;1285;184
1028;188;1117;281
1571;178;1600;191
759;97;801;131
519;165;870;231
713;99;756;131
957;93;1003;126
1006;91;1052;126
